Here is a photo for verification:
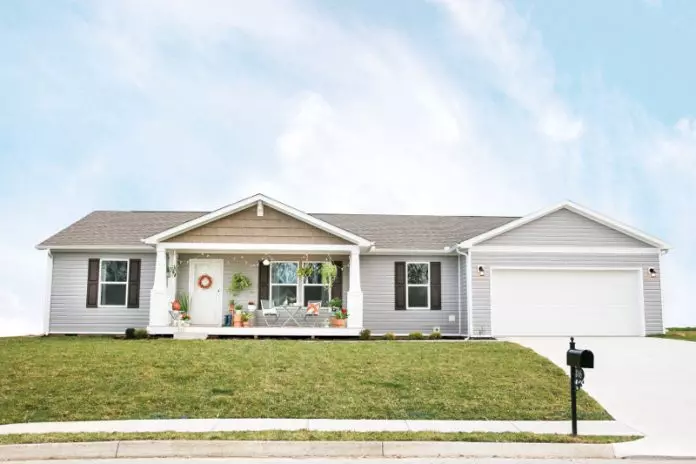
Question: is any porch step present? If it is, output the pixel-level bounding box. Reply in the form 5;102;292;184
173;332;208;340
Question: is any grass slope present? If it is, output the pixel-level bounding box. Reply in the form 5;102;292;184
653;327;696;342
0;337;609;424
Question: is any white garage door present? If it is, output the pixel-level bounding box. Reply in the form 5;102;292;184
490;268;644;337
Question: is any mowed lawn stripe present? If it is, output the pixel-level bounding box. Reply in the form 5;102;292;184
0;337;610;424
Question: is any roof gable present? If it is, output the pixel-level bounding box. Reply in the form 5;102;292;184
143;194;372;247
163;204;351;245
458;201;670;249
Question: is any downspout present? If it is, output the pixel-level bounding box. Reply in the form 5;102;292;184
454;245;473;340
457;252;462;337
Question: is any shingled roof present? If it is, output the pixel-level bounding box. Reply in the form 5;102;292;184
38;210;518;250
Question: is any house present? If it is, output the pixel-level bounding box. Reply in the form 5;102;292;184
36;193;670;338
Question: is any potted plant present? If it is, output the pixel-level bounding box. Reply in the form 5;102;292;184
233;303;243;327
331;307;348;328
248;300;256;311
296;264;314;281
321;262;337;289
175;292;191;326
329;298;342;311
241;311;253;327
228;272;252;301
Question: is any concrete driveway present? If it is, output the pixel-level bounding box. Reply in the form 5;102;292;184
508;336;696;457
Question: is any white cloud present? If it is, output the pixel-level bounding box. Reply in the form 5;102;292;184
1;0;695;336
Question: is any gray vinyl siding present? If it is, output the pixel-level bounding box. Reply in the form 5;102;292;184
480;208;652;247
361;255;462;335
176;254;349;327
470;252;663;336
49;252;155;334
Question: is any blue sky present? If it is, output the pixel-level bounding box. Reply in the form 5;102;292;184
1;0;694;334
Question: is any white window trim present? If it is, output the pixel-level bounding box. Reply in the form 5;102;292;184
97;258;129;308
269;261;299;305
302;261;330;306
406;261;430;310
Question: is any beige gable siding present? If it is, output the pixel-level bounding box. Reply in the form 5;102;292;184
479;208;653;248
164;206;350;245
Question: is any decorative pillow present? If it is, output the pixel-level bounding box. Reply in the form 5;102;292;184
306;302;320;315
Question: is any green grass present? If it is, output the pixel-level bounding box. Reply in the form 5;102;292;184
652;327;696;342
0;431;638;445
0;337;610;424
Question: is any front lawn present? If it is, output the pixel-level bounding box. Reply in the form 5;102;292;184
654;327;696;342
0;337;609;424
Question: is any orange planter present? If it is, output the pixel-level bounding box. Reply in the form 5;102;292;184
330;317;346;328
233;313;243;328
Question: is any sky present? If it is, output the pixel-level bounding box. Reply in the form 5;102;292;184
1;0;694;336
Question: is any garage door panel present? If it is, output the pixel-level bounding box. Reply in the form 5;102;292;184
491;269;643;337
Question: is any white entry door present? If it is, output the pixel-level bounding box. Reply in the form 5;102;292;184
189;259;224;326
490;268;644;337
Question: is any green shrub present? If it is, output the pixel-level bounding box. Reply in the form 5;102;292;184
428;331;442;340
408;332;424;340
359;328;371;340
134;328;149;339
124;328;136;339
383;332;396;340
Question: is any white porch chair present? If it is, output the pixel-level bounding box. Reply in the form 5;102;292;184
260;299;279;326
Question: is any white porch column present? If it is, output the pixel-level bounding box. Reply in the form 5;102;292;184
149;247;169;327
346;247;364;329
166;250;178;304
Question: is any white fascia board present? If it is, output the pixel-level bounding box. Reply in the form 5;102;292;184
458;200;670;250
367;248;455;255
472;245;661;254
159;242;358;253
143;193;372;247
36;245;155;252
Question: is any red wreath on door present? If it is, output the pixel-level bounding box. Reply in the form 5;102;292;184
197;274;213;289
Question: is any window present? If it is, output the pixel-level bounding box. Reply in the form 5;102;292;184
407;262;429;309
303;262;329;305
270;261;298;306
99;260;129;307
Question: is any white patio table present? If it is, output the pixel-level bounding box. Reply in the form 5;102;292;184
279;304;305;327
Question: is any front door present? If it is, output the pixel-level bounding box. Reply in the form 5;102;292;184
189;259;224;326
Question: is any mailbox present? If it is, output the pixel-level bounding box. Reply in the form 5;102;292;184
566;349;594;369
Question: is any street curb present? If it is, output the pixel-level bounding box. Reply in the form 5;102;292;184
0;440;619;461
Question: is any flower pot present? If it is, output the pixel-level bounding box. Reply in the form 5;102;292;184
242;320;251;328
330;317;346;328
248;304;256;311
233;312;243;328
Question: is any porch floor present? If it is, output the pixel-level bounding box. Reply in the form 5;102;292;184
149;325;361;337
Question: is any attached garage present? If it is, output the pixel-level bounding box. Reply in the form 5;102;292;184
490;268;644;337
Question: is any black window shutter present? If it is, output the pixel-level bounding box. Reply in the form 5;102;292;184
127;259;141;308
395;261;406;310
430;261;441;310
258;261;270;306
331;261;343;301
86;259;99;308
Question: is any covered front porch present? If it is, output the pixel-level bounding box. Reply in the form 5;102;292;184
147;244;365;336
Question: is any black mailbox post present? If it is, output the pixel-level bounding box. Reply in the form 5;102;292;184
567;337;594;436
